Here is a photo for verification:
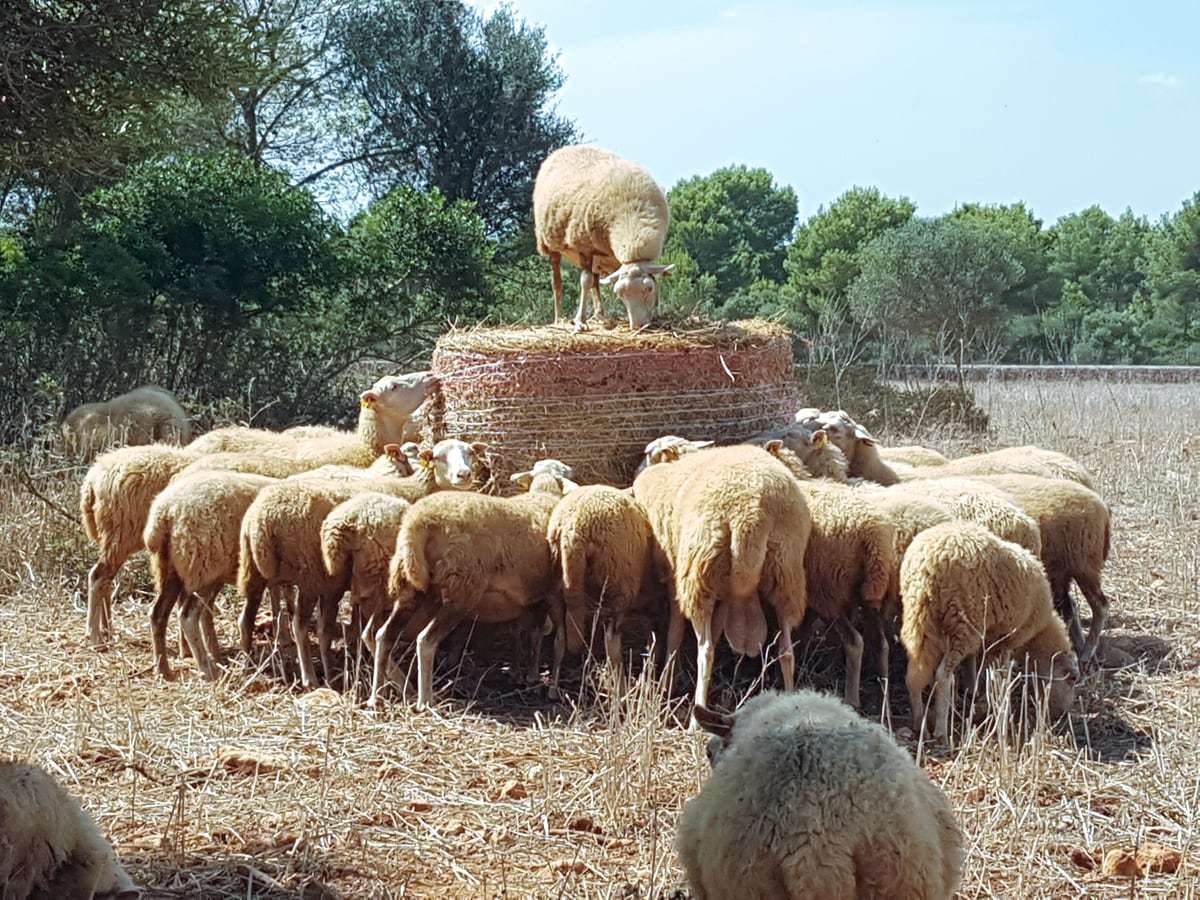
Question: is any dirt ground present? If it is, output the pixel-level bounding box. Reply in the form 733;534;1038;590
1;378;1197;898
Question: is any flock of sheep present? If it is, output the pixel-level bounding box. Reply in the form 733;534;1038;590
11;146;1115;898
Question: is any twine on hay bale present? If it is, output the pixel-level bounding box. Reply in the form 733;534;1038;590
427;317;799;489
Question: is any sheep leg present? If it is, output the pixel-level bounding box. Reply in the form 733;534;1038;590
548;597;567;701
690;613;716;731
149;576;184;680
776;612;800;692
663;603;686;698
604;620;625;698
1074;573;1110;664
238;569;269;656
180;594;218;682
574;268;594;332
199;595;222;665
367;594;434;707
1051;573;1087;656
316;591;343;688
863;605;891;686
550;251;564;322
87;558;119;646
833;616;865;710
291;590;321;689
521;612;549;686
906;661;934;737
931;657;956;741
416;611;466;710
590;272;604;321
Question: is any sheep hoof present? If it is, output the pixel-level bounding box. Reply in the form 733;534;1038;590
572;319;589;333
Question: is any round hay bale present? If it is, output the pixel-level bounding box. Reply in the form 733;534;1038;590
428;318;798;489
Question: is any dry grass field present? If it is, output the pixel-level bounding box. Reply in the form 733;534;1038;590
1;378;1198;898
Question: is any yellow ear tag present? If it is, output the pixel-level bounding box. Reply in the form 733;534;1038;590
419;457;433;470
360;398;371;408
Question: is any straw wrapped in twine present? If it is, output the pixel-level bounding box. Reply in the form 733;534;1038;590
426;318;799;490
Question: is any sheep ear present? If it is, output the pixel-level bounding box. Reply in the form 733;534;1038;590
360;390;378;407
691;440;715;451
812;429;829;448
764;439;783;454
692;704;733;738
644;263;674;278
599;271;619;286
510;470;534;488
383;443;402;460
470;441;488;456
852;422;875;441
660;446;681;463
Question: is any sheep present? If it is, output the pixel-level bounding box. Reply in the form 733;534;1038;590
0;759;139;899
80;444;200;646
900;522;1080;740
879;445;950;467
178;452;319;480
545;484;659;697
533;144;673;331
319;491;413;681
809;410;901;485
237;439;485;689
913;446;1093;488
143;470;280;680
678;691;963;900
966;474;1112;663
762;443;896;708
751;425;850;481
62;385;190;460
631;444;810;724
634;435;714;475
286;442;418;481
883;477;1043;557
378;464;576;708
188;371;435;465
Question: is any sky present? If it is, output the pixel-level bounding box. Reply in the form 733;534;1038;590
473;0;1200;225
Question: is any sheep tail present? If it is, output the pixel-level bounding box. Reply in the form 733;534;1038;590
238;522;272;596
80;475;100;543
1102;514;1111;563
400;516;432;593
143;510;170;592
321;521;352;578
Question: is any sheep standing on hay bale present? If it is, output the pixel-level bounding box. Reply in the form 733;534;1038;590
63;385;190;460
678;691;963;900
0;759;140;898
632;444;810;726
533;144;672;331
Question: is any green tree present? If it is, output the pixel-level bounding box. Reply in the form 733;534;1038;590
0;1;247;222
786;186;916;302
665;166;797;298
337;0;576;234
849;217;1025;383
947;202;1051;315
1139;193;1200;363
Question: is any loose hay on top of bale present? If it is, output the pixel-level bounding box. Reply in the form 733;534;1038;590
428;317;799;489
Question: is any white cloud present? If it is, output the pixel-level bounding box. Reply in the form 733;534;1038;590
1139;72;1181;88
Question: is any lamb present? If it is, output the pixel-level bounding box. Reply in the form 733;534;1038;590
379;464;576;708
237;439;485;689
545;484;659;697
533;144;673;331
188;371;435;466
807;410;901;485
143;470;280;680
631;444;810;723
0;759;139;899
762;443;895;708
678;691;963;900
900;522;1080;740
966;474;1112;662
80;444;200;646
63;385;190;460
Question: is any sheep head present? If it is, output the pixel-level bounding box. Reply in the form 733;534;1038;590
816;410;875;458
599;262;674;330
635;435;714;474
429;438;487;490
360;370;437;418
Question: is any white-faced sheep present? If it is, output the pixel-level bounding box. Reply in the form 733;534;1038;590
63;385;190;460
634;435;714;475
533;144;673;331
143;470;280;680
238;440;485;689
80;444;200;646
678;691;963;900
752;425;850;481
901;522;1080;740
764;442;896;708
809;410;902;485
188;371;435;466
967;474;1112;662
0;759;139;899
379;465;576;708
631;444;810;724
545;484;659;697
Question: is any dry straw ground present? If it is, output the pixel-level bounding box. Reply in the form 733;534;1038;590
1;378;1197;898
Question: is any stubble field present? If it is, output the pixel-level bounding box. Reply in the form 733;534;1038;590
0;377;1197;898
